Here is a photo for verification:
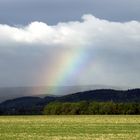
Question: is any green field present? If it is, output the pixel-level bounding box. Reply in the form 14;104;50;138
0;116;140;140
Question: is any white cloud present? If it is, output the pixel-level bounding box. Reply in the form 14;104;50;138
0;14;140;88
0;14;140;47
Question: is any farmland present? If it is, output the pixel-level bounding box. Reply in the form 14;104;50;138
0;115;140;140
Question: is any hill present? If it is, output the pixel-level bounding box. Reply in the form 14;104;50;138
0;89;140;115
0;85;126;102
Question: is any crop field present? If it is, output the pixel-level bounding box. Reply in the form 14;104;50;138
0;115;140;140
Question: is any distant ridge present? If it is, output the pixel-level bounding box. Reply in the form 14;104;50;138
0;88;140;115
0;85;129;102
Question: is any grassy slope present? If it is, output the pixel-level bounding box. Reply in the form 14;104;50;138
0;115;140;140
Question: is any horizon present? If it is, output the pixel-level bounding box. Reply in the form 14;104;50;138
0;85;140;103
0;85;139;103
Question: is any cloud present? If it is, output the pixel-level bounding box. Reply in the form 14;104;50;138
0;14;140;46
0;14;140;88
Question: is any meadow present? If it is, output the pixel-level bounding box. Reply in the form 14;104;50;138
0;115;140;140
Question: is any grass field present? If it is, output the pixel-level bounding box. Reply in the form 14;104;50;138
0;115;140;140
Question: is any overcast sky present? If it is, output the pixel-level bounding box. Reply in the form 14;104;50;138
0;0;140;88
0;0;140;25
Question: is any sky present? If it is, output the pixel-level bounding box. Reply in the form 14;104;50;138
0;0;140;88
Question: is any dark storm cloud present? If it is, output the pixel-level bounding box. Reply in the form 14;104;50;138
0;0;140;25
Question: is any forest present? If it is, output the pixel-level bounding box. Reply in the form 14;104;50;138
43;101;140;115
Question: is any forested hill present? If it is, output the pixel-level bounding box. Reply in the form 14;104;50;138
0;89;140;115
56;89;140;102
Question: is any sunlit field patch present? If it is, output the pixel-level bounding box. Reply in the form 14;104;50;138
0;115;140;140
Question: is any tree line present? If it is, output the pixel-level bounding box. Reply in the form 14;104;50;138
43;101;140;115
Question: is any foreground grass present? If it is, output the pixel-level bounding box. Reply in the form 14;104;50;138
0;115;140;140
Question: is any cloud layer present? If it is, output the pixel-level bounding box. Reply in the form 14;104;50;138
0;14;140;88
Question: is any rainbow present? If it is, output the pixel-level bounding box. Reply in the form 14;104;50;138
40;47;90;94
